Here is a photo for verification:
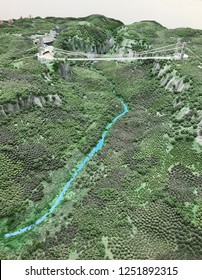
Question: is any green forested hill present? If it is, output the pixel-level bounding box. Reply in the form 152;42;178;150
0;15;202;260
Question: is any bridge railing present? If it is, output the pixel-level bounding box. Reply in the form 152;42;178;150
41;40;188;61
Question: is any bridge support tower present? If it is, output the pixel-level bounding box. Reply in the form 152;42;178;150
37;36;45;56
175;39;186;60
175;38;182;56
180;42;186;60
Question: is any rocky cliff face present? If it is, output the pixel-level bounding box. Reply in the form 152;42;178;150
0;94;62;116
196;116;202;146
152;62;190;92
58;63;72;81
60;37;114;54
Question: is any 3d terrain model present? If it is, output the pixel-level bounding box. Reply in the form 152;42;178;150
0;15;202;259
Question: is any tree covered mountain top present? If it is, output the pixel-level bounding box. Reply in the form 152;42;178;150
1;14;202;37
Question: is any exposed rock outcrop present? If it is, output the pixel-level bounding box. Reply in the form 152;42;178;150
196;118;202;146
152;63;190;92
0;94;62;116
58;63;72;81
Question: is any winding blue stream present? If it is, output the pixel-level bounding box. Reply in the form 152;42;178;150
4;99;128;238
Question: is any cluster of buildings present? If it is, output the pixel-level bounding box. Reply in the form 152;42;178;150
31;30;58;63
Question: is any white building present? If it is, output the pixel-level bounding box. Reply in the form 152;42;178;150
37;46;54;63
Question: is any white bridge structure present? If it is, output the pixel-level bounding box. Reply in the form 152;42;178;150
37;38;191;63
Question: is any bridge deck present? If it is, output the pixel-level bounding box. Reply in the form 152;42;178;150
56;56;176;61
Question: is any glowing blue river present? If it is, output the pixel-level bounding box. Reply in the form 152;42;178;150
4;99;128;238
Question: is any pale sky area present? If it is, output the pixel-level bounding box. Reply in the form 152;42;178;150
1;0;202;29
